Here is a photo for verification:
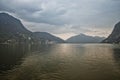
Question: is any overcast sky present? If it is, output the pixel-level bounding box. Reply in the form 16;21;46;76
0;0;120;39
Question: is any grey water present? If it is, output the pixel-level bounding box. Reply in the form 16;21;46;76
0;44;120;80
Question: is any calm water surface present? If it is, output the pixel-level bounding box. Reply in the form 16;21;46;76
0;44;120;80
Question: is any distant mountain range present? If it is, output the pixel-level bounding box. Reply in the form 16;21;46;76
66;34;105;43
1;12;120;44
0;13;64;44
102;21;120;43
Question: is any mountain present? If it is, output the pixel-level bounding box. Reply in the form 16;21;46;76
0;13;64;44
66;34;105;43
0;13;31;34
32;32;65;43
0;13;32;43
102;21;120;43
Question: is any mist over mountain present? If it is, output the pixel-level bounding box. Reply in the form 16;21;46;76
66;34;105;43
102;21;120;43
0;13;64;43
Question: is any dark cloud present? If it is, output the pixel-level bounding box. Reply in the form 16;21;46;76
0;0;68;25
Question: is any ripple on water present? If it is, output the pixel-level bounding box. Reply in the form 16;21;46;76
0;44;120;80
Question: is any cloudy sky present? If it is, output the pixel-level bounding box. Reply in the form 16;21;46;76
0;0;120;40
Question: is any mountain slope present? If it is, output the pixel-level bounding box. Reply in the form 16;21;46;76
32;32;65;43
0;13;31;34
102;21;120;43
0;13;65;43
0;13;32;43
67;34;105;43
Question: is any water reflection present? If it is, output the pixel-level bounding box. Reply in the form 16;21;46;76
0;44;52;73
112;45;120;72
0;44;29;72
0;44;120;80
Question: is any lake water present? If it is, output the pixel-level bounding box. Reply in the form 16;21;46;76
0;44;120;80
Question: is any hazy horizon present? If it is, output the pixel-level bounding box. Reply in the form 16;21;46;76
0;0;120;39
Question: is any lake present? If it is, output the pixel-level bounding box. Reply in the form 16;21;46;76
0;43;120;80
